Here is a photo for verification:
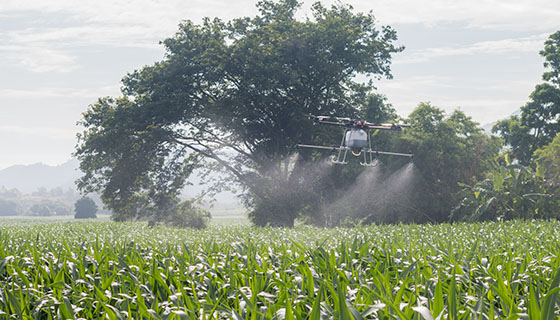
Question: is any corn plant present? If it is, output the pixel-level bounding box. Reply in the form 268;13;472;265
0;220;560;319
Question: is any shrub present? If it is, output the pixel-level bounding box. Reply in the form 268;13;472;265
74;197;98;219
452;164;559;221
166;199;211;229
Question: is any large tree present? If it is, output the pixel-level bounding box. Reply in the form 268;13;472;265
75;0;403;226
493;31;560;164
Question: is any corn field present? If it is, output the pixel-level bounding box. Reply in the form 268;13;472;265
1;220;560;319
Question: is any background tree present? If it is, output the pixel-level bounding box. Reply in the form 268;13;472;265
493;31;560;164
534;133;560;196
74;197;98;219
169;199;211;229
0;198;20;216
384;103;502;223
29;202;53;217
76;0;403;226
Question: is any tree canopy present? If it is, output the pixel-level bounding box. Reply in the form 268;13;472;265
75;0;403;226
493;31;560;164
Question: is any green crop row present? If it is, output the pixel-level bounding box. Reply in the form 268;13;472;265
1;220;560;319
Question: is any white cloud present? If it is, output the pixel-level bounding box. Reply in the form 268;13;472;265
1;0;556;73
0;0;259;73
346;0;560;31
386;96;523;125
376;75;536;124
379;75;457;90
394;33;549;64
0;125;77;140
0;44;79;73
0;85;120;99
0;0;258;38
432;97;523;124
5;24;162;49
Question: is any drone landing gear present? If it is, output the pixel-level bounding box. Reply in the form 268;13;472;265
359;131;379;167
331;148;349;165
331;130;349;165
360;150;379;167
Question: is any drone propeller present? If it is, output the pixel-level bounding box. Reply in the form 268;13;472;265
311;115;353;123
380;123;411;128
367;122;411;130
310;115;410;130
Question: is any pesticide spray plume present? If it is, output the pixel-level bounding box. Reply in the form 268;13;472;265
318;160;419;226
251;152;336;202
250;148;417;227
318;161;384;226
362;161;418;223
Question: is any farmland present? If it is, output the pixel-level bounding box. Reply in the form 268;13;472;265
1;220;560;319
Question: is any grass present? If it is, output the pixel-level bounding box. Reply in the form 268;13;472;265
0;220;559;318
209;208;249;225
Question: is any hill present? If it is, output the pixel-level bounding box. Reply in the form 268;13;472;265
0;159;80;194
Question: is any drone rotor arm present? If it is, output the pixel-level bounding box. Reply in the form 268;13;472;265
366;123;411;130
296;144;343;151
366;125;397;130
318;120;351;127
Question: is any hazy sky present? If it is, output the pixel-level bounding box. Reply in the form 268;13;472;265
1;0;558;169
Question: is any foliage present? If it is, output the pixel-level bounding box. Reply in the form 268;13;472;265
0;187;22;199
75;0;403;227
74;197;98;219
29;203;54;216
493;31;560;164
534;133;560;196
2;221;560;318
158;199;211;229
0;198;20;216
382;103;502;223
0;186;79;217
28;200;72;217
453;162;559;221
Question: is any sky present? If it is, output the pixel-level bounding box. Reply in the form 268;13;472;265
0;0;558;170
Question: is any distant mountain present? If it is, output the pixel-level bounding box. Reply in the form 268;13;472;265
482;121;496;134
0;159;240;204
0;159;80;194
481;108;521;135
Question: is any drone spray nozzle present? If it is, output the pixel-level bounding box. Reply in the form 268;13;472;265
409;155;414;163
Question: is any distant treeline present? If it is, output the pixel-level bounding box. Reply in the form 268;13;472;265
0;187;106;216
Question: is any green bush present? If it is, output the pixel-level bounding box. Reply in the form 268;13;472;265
74;197;98;219
452;163;559;221
166;199;211;229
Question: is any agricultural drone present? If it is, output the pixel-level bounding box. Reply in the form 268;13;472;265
297;115;413;166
